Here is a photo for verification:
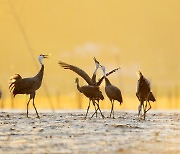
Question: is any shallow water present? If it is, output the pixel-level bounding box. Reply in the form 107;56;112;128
0;110;180;153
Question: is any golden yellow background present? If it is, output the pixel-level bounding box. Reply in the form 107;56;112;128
0;0;180;110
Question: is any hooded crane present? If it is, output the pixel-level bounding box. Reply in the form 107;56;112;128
87;57;101;117
101;65;123;118
75;77;104;118
9;54;48;118
59;60;120;118
136;71;156;120
91;57;120;117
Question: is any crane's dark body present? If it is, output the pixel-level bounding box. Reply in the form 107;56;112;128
10;66;44;96
136;72;156;119
105;78;123;103
104;77;123;118
77;85;104;101
75;78;104;118
9;54;48;118
136;74;150;103
100;65;123;118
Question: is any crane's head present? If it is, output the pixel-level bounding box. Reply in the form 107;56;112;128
75;77;79;84
93;57;101;69
136;71;143;78
38;54;49;65
39;54;49;59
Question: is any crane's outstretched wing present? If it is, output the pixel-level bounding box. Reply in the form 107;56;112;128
96;67;120;86
59;61;93;85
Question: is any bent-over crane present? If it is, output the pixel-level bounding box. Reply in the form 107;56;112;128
75;77;104;118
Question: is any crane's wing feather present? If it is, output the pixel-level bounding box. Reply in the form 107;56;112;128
9;74;22;94
137;76;150;92
14;78;36;93
9;75;37;96
148;91;156;102
81;85;104;100
97;67;120;86
59;61;93;85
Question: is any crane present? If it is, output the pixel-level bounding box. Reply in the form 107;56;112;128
136;71;156;119
100;65;123;118
9;54;48;118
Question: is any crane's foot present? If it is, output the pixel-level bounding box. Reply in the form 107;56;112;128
26;114;30;118
143;116;146;120
139;113;146;120
36;114;40;119
101;114;105;119
84;116;87;120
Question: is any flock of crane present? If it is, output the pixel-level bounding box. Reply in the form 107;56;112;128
8;54;156;120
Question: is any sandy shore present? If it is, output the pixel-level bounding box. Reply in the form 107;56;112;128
0;110;180;153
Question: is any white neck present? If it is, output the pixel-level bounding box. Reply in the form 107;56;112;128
102;67;106;77
38;57;44;65
93;66;98;75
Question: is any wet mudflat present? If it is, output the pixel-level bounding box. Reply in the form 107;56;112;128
0;110;180;153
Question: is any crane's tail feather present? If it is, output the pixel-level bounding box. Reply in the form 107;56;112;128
9;74;22;96
148;92;156;102
99;91;104;100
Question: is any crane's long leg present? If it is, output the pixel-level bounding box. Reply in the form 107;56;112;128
85;99;91;119
145;102;151;113
110;100;113;118
26;96;31;118
92;100;97;118
94;100;104;119
143;102;147;120
112;100;115;119
143;93;150;120
33;98;40;118
31;92;40;118
138;102;143;118
91;104;98;118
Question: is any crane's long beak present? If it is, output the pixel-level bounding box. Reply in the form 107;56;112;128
43;54;49;58
136;71;142;78
99;64;103;68
93;57;100;64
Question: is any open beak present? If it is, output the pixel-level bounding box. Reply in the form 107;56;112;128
99;64;103;68
93;57;100;64
43;54;49;58
136;71;142;78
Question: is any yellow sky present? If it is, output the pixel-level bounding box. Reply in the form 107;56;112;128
0;0;180;109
